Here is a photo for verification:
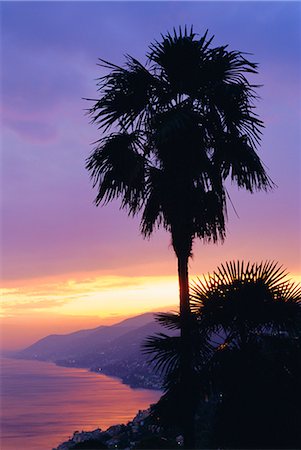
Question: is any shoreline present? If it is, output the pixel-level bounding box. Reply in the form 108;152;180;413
8;353;162;392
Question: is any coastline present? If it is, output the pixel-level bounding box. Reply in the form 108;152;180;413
8;350;162;391
10;352;162;391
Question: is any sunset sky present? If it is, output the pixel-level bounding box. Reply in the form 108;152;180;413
1;1;300;350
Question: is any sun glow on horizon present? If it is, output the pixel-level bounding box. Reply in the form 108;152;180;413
1;270;300;350
2;270;301;318
0;273;180;350
0;274;179;319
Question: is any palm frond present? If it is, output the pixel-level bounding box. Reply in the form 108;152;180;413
142;333;181;375
154;312;181;330
89;57;155;131
148;26;209;96
193;188;226;243
86;132;146;214
190;260;301;338
215;134;274;192
207;46;258;86
209;81;263;145
140;166;165;237
143;315;214;375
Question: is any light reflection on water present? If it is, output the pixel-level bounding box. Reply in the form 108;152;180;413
0;358;161;450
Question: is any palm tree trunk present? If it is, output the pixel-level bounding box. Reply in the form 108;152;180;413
178;253;195;449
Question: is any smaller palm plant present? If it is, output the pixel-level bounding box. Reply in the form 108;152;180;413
144;261;301;447
190;260;301;345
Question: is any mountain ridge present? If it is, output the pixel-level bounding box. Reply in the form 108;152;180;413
13;311;177;389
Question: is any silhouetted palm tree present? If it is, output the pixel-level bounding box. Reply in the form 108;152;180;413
86;27;273;447
144;261;301;447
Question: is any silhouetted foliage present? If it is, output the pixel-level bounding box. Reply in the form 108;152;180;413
211;335;301;449
87;26;273;447
135;436;177;449
71;439;108;449
144;261;301;448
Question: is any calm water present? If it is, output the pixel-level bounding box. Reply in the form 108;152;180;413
0;358;161;450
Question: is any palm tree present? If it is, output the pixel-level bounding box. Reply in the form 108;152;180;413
144;261;301;447
86;27;273;447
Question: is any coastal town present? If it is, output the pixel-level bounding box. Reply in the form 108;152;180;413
54;408;183;450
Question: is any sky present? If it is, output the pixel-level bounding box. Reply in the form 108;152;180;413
1;1;301;350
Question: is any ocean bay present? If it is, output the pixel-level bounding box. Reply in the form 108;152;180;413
0;358;161;450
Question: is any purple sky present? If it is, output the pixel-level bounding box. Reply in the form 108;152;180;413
1;2;301;339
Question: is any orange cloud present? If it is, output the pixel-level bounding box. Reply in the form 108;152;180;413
0;274;179;318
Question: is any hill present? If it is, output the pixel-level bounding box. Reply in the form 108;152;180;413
15;312;177;389
16;313;155;360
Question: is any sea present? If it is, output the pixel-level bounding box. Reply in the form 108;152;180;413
0;357;161;450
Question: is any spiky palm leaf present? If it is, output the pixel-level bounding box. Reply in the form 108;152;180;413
143;313;213;378
143;333;181;377
90;56;155;131
190;260;301;342
86;132;146;214
154;312;181;330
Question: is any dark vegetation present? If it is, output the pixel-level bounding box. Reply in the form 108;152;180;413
135;436;177;449
144;261;301;448
71;440;107;449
